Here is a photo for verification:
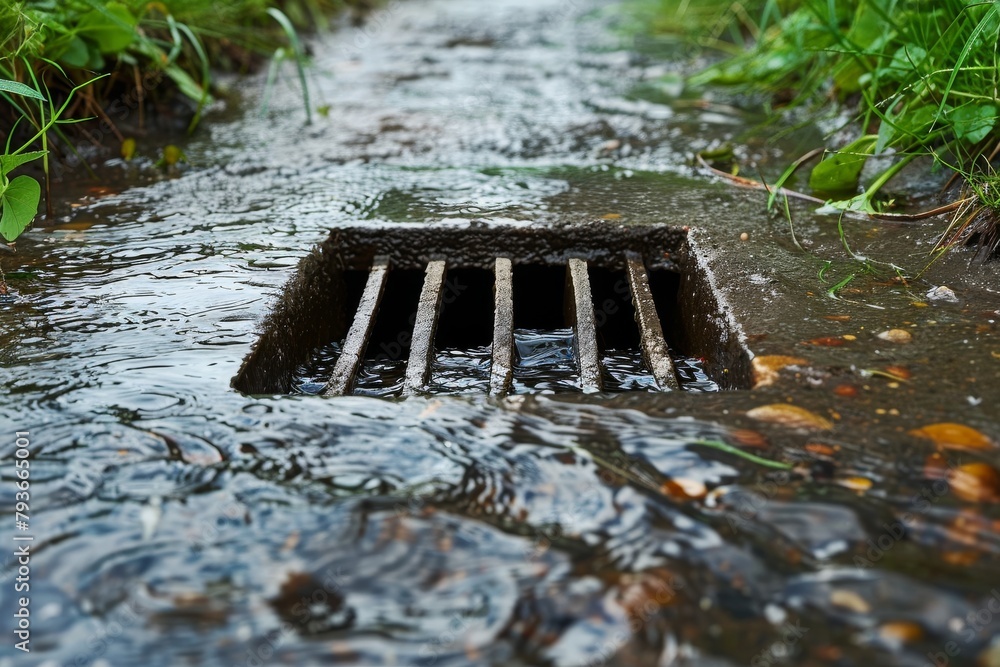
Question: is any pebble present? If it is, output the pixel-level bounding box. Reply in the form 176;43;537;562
740;232;749;241
926;285;959;303
878;329;912;343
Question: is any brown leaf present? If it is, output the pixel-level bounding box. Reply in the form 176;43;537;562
806;336;846;347
751;355;807;388
910;423;995;451
950;463;1000;503
661;478;707;500
833;384;858;397
884;365;912;380
746;403;833;431
824;315;852;322
940;550;980;566
804;443;838;457
878;621;924;644
728;428;770;449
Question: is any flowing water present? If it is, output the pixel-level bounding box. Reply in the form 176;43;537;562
3;1;1000;666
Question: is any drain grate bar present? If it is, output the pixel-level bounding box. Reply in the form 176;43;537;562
567;258;603;392
625;252;680;391
490;257;514;396
403;260;448;396
324;256;391;395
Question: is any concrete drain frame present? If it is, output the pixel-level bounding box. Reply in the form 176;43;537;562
233;222;751;396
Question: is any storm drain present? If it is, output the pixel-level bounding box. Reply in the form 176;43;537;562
233;223;751;397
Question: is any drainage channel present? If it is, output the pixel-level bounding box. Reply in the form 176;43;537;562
233;223;751;397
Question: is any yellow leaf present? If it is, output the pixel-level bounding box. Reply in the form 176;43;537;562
910;423;995;451
746;403;833;431
949;463;1000;503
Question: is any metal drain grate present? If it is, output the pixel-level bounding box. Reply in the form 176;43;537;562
233;223;751;397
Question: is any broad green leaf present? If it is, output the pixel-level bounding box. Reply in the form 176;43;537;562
58;36;93;68
0;175;42;242
886;104;946;148
78;2;137;54
0;151;47;178
821;192;878;216
949;104;997;144
887;45;928;78
809;135;877;194
0;78;45;101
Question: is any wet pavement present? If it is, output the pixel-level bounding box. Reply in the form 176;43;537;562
2;0;1000;665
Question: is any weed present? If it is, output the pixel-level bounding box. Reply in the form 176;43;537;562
650;0;1000;257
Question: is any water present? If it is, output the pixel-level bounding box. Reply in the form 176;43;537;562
2;0;1000;665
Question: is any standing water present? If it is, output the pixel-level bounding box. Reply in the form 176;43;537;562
2;0;1000;666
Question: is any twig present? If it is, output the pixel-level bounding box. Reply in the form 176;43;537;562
696;153;970;222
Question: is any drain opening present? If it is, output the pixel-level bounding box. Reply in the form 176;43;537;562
428;268;495;394
588;266;656;391
510;264;579;393
235;223;750;397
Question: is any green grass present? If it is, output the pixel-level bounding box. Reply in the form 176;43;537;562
646;0;1000;255
0;0;367;244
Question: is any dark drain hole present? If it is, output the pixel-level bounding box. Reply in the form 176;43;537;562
235;224;750;397
427;268;495;394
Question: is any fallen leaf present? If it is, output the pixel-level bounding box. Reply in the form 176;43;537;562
751;355;807;387
728;428;770;449
746;403;833;431
833;384;858;397
837;476;872;492
830;589;870;614
940;550;979;566
877;329;912;343
806;336;846;347
878;621;924;644
824;315;851;322
804;443;838;457
661;478;707;500
884;365;911;380
910;423;995;451
949;463;1000;503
